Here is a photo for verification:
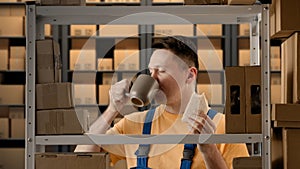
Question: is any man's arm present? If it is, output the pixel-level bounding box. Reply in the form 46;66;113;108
74;79;130;152
189;113;229;169
199;144;228;169
74;105;118;152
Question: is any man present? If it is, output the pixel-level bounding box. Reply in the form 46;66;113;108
75;36;249;169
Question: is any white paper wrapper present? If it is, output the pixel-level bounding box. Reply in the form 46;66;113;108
182;92;210;123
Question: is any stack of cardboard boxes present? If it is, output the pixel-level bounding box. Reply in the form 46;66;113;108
0;4;26;169
36;39;98;135
255;0;300;167
35;152;110;169
184;0;256;5
225;66;261;134
270;0;300;39
269;32;300;169
35;39;109;169
0;5;25;71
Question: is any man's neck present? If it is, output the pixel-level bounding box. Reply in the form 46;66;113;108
165;92;194;115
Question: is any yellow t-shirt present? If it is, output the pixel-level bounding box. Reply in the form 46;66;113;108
102;105;249;169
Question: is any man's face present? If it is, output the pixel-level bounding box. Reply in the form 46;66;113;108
148;49;189;106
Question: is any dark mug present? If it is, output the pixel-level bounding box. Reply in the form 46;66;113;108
128;74;159;107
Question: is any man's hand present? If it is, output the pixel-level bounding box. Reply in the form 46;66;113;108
188;112;216;153
188;111;216;135
188;112;228;169
108;79;131;113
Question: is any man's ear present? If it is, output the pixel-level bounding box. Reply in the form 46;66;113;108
186;67;197;83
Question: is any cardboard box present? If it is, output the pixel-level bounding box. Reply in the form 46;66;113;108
0;5;10;16
36;108;94;134
281;32;300;103
69;49;96;70
9;58;25;71
70;25;96;36
271;128;283;169
10;46;25;58
72;71;96;84
197;84;223;105
0;16;23;36
36;108;98;134
0;106;9;118
239;50;250;66
272;104;300;122
196;24;222;36
239;23;250;36
198;49;223;70
245;66;261;133
271;84;281;104
283;128;300;169
99;85;110;105
185;0;223;5
45;24;51;36
99;25;138;37
10;5;25;16
281;33;293;103
228;0;256;5
273;121;300;128
0;85;24;105
36;83;73;110
37;0;85;5
114;49;139;70
36;39;61;84
271;58;281;71
35;153;109;169
0;148;25;169
37;0;60;5
292;33;300;103
153;0;169;2
88;0;103;1
115;38;139;50
197;72;222;84
11;118;25;138
271;73;281;85
8;107;24;119
98;58;113;71
0;118;9;138
71;38;95;49
73;84;96;105
60;0;86;6
271;0;300;39
102;73;117;85
232;156;261;169
225;67;246;133
154;25;194;37
0;39;9;49
0;50;8;70
271;46;280;59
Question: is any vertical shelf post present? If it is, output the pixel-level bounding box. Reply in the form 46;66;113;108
261;4;271;169
25;2;36;169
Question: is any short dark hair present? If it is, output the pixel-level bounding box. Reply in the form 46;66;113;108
152;36;199;70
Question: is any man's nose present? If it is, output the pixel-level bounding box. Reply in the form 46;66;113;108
150;70;158;80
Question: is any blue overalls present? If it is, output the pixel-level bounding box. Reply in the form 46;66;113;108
131;108;218;169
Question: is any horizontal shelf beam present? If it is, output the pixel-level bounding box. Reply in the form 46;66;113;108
36;134;262;145
36;5;261;25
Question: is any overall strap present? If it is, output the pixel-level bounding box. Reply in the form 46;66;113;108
180;109;218;169
131;108;156;169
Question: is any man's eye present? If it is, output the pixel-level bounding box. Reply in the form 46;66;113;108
158;69;166;73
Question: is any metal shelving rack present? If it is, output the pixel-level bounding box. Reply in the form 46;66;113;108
25;2;271;169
